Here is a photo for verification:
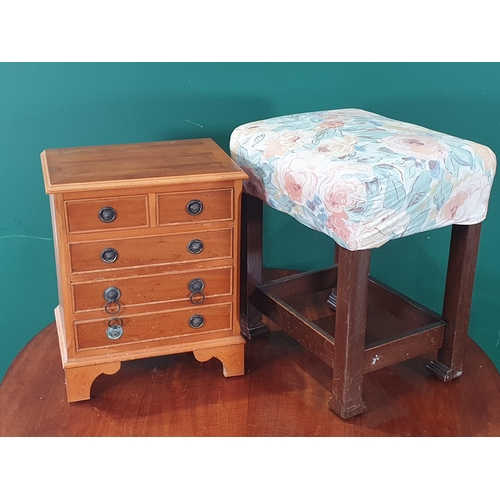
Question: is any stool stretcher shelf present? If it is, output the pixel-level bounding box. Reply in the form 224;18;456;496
253;267;446;374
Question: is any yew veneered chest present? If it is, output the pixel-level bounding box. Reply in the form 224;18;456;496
41;139;248;402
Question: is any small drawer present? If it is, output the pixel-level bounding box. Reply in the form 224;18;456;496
69;229;232;273
157;189;232;225
72;267;232;312
65;195;148;233
75;303;232;350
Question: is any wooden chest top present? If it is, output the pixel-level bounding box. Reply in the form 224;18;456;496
41;138;247;194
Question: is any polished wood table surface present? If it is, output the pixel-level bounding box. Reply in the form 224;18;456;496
1;316;499;437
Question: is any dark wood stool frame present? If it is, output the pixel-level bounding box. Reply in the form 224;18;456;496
241;193;482;419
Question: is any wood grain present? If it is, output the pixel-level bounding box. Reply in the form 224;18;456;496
50;194;77;359
41;139;247;193
193;343;245;377
42;139;247;401
428;223;482;381
241;194;484;419
1;306;498;436
68;229;233;273
157;188;233;225
72;267;232;314
64;361;122;402
65;195;149;233
75;302;233;350
240;193;269;338
329;247;371;418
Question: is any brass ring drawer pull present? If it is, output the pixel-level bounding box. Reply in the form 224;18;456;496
100;247;118;263
186;199;203;216
104;300;122;314
103;286;121;302
188;278;205;304
106;317;124;340
187;239;203;254
189;314;204;329
99;206;116;223
103;286;122;314
188;278;205;292
189;291;205;304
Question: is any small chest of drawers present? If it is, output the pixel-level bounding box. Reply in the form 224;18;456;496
41;139;248;402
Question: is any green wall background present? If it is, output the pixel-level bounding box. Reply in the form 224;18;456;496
1;62;499;381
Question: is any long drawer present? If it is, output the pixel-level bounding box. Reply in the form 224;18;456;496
75;302;233;350
69;228;233;273
72;267;232;312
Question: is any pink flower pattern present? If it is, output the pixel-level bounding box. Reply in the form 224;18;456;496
382;134;449;160
230;109;496;250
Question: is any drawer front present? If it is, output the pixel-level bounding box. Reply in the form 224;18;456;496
69;229;232;273
72;267;232;312
76;303;232;350
65;195;148;233
157;189;232;225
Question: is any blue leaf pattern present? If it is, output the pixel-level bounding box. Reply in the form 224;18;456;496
230;109;497;250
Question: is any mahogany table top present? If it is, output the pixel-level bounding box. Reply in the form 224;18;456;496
1;319;498;437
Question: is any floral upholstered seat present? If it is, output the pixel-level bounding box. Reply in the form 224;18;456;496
230;109;497;250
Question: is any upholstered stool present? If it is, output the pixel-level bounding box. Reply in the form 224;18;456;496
230;108;496;418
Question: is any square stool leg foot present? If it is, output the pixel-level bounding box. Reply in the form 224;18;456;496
328;396;367;419
241;319;270;340
330;247;371;418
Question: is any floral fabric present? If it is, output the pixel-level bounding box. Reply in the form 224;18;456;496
230;109;497;250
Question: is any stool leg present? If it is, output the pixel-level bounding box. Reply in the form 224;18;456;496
428;223;482;381
328;247;371;418
240;193;269;339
